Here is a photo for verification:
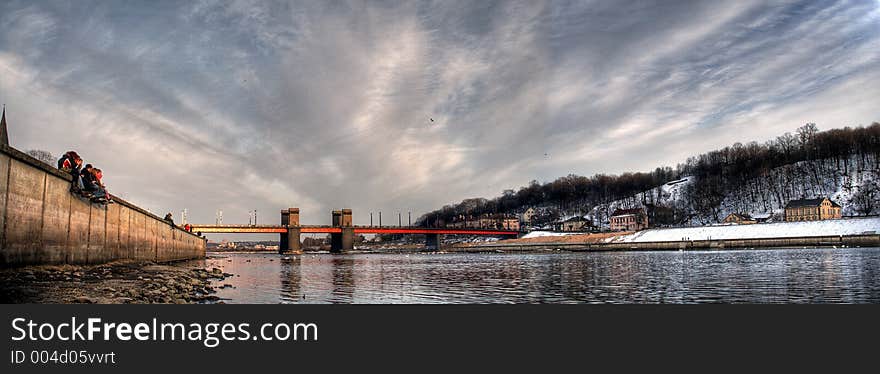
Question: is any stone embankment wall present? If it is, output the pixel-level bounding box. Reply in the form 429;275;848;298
459;234;880;252
0;144;205;266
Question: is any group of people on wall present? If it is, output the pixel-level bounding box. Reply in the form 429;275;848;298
57;150;111;204
56;151;202;236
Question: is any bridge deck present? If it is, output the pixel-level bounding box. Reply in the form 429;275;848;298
189;225;518;236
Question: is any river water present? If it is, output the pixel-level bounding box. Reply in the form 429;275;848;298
198;247;880;303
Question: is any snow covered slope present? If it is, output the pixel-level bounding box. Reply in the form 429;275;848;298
584;177;693;228
607;217;879;242
521;231;580;239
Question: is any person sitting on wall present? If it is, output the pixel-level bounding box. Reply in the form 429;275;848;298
85;168;109;203
57;151;84;192
184;223;192;232
57;151;78;170
79;164;95;197
164;212;175;226
91;168;112;204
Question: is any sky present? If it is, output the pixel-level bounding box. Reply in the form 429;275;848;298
1;0;879;240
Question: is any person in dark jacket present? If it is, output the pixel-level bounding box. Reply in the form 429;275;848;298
80;164;96;196
58;151;83;189
62;154;84;192
88;168;110;203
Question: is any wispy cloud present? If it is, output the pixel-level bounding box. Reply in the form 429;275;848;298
0;0;877;237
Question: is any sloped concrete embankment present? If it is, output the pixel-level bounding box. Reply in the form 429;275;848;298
461;234;879;252
0;144;205;266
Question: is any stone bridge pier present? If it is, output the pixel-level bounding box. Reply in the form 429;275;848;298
279;208;301;254
330;209;353;253
425;233;442;251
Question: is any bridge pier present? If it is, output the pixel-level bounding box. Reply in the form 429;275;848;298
280;208;301;254
279;209;290;253
330;209;354;253
425;233;442;251
286;227;302;253
330;227;354;253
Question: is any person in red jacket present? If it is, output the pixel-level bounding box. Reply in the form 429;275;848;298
87;168;112;204
58;151;84;192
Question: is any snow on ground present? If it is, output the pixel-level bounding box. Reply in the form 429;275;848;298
521;231;582;239
607;217;880;242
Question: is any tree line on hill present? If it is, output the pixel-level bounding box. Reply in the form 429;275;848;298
417;122;880;228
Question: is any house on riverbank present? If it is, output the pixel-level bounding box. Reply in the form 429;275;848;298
555;216;593;232
610;208;649;231
723;213;757;224
784;197;842;222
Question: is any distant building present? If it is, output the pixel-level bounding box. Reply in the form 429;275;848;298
448;214;519;230
609;208;649;231
784;198;842;222
556;216;592;232
520;207;536;225
500;217;520;231
751;213;772;223
723;213;757;225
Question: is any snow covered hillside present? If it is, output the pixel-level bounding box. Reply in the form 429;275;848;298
584;177;692;228
720;154;879;219
584;154;878;228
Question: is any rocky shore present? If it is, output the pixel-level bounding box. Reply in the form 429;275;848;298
0;260;233;304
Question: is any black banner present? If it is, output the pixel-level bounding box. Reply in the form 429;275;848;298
1;305;877;373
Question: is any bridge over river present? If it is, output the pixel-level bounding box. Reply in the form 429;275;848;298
190;209;520;253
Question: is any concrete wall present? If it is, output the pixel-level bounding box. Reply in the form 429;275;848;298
465;234;880;252
0;144;205;266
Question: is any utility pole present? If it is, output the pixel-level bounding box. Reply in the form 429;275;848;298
379;211;382;226
408;211;411;227
370;212;373;226
254;209;257;225
398;212;402;227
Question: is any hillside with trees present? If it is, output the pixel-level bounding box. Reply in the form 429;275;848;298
417;122;880;229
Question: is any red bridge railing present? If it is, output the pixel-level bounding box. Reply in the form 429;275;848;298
188;224;518;236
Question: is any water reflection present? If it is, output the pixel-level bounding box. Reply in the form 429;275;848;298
279;256;301;302
330;257;355;303
204;247;880;304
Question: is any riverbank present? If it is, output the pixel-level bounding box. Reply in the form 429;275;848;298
0;260;232;303
457;217;878;252
459;233;880;252
608;216;879;242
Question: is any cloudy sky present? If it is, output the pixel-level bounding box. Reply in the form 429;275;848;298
1;0;879;238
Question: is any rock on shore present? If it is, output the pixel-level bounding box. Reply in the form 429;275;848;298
0;260;233;304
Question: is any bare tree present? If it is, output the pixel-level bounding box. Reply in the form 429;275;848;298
852;182;878;216
796;123;819;150
26;149;55;166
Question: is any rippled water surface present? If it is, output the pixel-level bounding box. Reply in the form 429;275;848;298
201;247;880;303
